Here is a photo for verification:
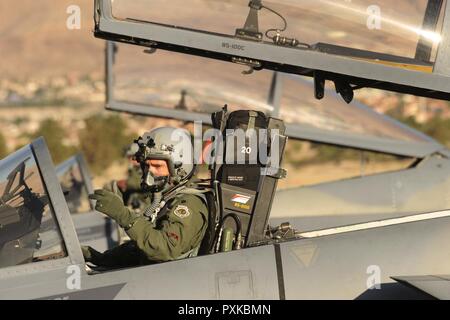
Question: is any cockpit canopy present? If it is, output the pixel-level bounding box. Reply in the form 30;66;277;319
0;144;67;268
95;0;450;101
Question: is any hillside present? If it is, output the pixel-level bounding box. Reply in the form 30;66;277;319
0;0;103;80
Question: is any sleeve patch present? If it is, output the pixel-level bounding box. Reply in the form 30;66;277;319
173;205;191;219
167;232;180;241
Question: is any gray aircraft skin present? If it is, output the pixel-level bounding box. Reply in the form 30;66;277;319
1;0;450;300
270;154;450;231
392;275;450;299
56;155;118;252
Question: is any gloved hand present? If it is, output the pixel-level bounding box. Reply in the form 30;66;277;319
82;243;142;268
81;245;94;262
81;245;109;267
81;245;104;265
89;189;139;228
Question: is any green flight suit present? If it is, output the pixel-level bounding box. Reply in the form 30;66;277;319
84;193;208;268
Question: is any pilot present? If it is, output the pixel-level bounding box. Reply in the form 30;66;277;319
82;127;209;267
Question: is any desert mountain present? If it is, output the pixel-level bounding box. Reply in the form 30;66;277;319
0;0;103;80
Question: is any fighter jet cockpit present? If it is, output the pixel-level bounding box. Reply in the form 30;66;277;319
94;0;450;245
1;0;450;300
102;34;450;231
89;2;450;298
0;144;67;269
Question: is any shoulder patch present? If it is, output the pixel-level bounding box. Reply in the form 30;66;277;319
173;205;191;219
